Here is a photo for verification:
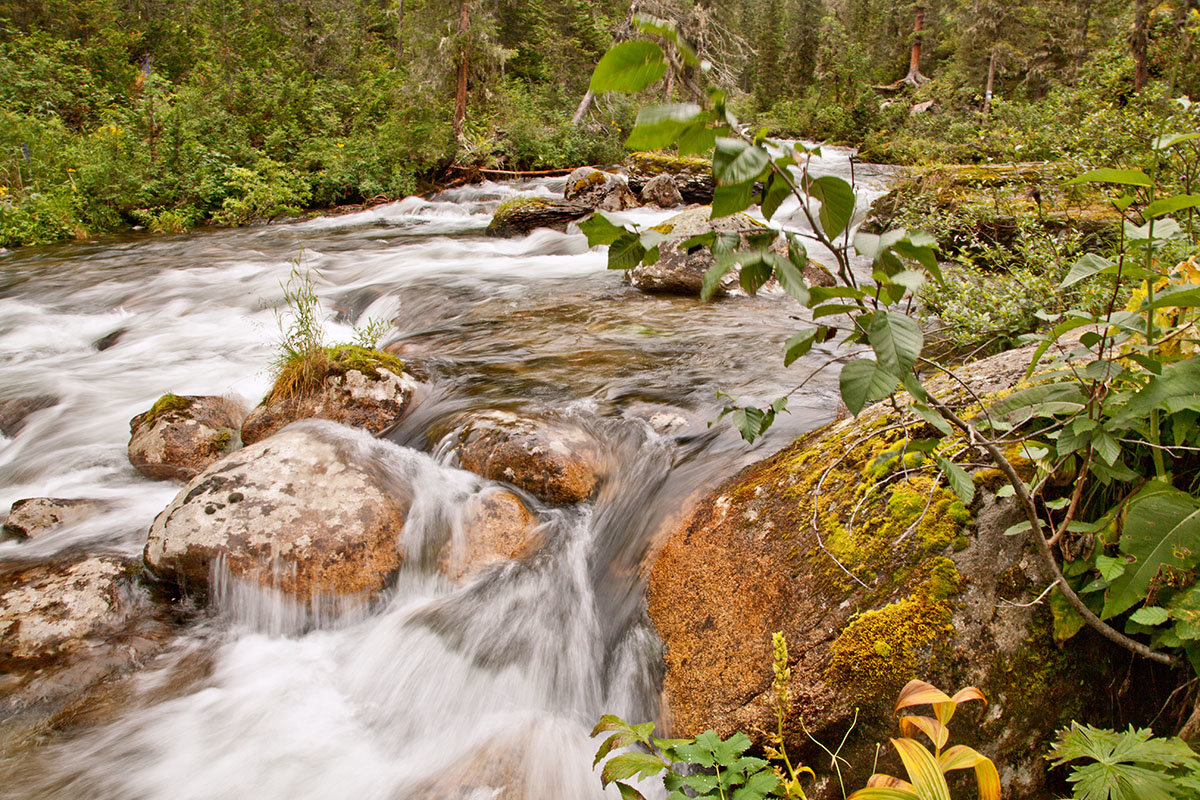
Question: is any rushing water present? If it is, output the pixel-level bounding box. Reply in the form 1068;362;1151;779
0;150;890;799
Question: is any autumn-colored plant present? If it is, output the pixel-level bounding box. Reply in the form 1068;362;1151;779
848;679;1000;800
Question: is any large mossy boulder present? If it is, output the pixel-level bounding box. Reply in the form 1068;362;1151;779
865;163;1121;255
626;152;715;205
485;197;591;238
145;421;410;600
646;344;1148;799
627;207;836;296
563;167;637;211
128;394;246;482
241;346;416;445
453;411;603;504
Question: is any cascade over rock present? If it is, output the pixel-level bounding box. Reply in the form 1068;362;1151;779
646;343;1147;799
145;421;410;600
128;394;245;482
437;489;542;582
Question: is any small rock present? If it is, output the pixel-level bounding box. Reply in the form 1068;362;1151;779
485;197;592;238
241;349;417;445
144;422;410;599
438;490;542;582
94;328;127;351
455;411;603;504
626;152;715;204
563;167;637;211
129;394;246;482
639;174;684;208
0;395;56;437
3;497;108;540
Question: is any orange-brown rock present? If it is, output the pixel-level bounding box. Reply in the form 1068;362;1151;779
438;490;542;582
241;360;416;445
128;394;245;482
145;421;409;599
454;411;602;504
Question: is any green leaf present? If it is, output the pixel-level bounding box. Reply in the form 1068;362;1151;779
840;359;900;415
713;138;769;185
1096;554;1127;582
590;40;667;93
985;383;1089;421
712;181;756;218
730;769;780;800
601;752;668;786
624;103;704;150
868;312;923;376
935;456;976;505
761;174;792;222
608;231;647;270
774;257;811;305
739;256;772;296
578;212;632;247
616;782;647;800
784;328;827;366
1129;606;1169;625
1103;482;1200;619
1092;429;1121;466
911;402;953;436
1152;132;1200;150
1108;359;1200;427
1145;195;1200;219
808;175;856;239
1064;168;1152;188
1062;253;1117;287
700;259;736;302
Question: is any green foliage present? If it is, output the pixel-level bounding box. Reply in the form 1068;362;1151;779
1048;724;1200;800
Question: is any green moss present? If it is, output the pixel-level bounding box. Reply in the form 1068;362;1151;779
206;427;234;455
144;393;193;425
324;345;404;380
493;196;553;218
267;345;405;403
627;151;710;175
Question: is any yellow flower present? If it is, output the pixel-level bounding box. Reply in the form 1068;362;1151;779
336;142;344;148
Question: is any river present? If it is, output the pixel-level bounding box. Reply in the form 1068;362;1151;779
0;150;890;799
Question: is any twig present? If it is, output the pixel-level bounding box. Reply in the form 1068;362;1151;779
999;581;1058;608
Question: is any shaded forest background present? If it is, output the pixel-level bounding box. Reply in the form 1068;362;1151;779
0;0;1197;246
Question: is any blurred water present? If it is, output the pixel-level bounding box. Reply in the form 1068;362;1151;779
0;149;890;799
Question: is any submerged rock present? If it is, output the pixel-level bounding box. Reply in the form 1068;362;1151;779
0;554;173;719
646;343;1148;799
145;422;409;599
563;167;637;211
485;197;591;238
128;394;246;482
639;173;684;208
3;497;108;540
454;411;602;504
438;489;542;582
627;207;836;296
241;346;416;445
0;395;56;438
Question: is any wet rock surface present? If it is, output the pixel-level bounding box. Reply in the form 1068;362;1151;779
562;167;637;211
638;173;684;208
0;395;57;438
241;355;416;445
454;411;602;504
145;421;410;600
3;497;109;540
626;152;715;205
485;197;591;238
646;343;1145;799
438;489;541;582
128;394;246;482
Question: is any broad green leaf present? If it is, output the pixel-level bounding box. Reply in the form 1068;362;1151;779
713;138;769;185
1063;253;1117;287
632;13;698;65
1103;482;1200;619
985;382;1089;421
784;328;820;366
730;769;780;800
739;256;772;296
1108;359;1200;427
578;212;631;246
1152;132;1200;150
935;455;976;505
590;40;667;93
616;782;647;800
600;752;667;786
1064;168;1152;188
868;311;924;376
608;232;647;270
840;359;900;415
1092;429;1121;466
700;259;736;302
1145;194;1200;219
1129;606;1169;625
1096;554;1127;582
761;174;792;222
677;120;720;155
1125;217;1184;243
911;402;953;436
712;181;756;218
774;256;811;304
1051;587;1087;641
808;176;857;239
624;103;704;150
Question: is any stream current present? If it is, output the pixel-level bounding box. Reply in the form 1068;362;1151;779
0;150;889;799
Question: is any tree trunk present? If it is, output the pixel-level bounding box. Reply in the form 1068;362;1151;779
453;0;470;138
903;3;929;86
1131;0;1151;92
983;46;997;116
1073;0;1094;76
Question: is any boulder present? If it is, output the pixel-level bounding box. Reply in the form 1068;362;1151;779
486;197;591;238
0;554;173;718
0;395;56;437
639;174;684;208
563;167;637;211
129;394;245;482
145;422;409;599
626;207;836;296
626;152;715;205
241;346;416;445
438;489;542;582
454;411;602;504
646;343;1149;799
3;497;108;540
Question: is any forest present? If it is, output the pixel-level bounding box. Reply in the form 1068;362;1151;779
3;2;1200;800
0;0;1197;246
